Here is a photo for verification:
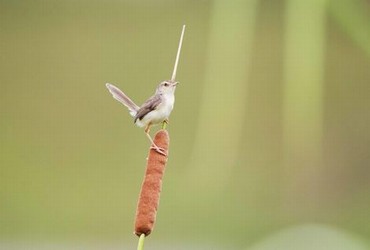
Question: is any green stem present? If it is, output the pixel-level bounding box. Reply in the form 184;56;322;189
137;234;145;250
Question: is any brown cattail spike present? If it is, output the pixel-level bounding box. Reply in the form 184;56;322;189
134;129;169;236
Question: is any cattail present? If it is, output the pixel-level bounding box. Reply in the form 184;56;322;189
134;129;169;236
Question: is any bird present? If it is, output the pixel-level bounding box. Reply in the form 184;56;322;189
105;25;185;155
105;81;178;155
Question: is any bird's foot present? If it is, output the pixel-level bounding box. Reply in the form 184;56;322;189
150;144;167;156
162;119;169;130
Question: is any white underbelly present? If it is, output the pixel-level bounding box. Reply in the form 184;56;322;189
135;102;174;127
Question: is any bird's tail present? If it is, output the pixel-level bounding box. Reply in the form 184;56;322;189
106;83;139;117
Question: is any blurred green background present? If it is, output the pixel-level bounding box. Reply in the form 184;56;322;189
1;0;370;249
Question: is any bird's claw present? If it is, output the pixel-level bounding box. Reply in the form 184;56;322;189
150;145;167;156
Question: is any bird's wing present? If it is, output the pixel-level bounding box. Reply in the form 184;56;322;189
134;94;162;122
106;83;140;117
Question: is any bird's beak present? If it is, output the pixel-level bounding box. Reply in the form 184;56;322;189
172;81;179;86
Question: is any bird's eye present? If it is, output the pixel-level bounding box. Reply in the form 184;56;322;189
164;83;169;87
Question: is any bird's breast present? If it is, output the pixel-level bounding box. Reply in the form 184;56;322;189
157;94;174;119
135;94;175;127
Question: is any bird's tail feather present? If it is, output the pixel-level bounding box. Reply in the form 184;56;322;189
106;83;139;117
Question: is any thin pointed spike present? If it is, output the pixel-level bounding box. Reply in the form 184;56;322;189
171;25;186;81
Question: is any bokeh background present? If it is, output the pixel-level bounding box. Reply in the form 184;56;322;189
1;0;370;249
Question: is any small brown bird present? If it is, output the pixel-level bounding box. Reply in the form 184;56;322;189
106;25;185;155
106;80;178;155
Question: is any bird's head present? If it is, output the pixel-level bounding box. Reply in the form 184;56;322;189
155;80;178;95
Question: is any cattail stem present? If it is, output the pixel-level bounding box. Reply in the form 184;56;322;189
134;129;170;236
137;234;145;250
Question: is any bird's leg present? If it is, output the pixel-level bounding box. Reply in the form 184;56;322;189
162;119;169;129
145;124;167;156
